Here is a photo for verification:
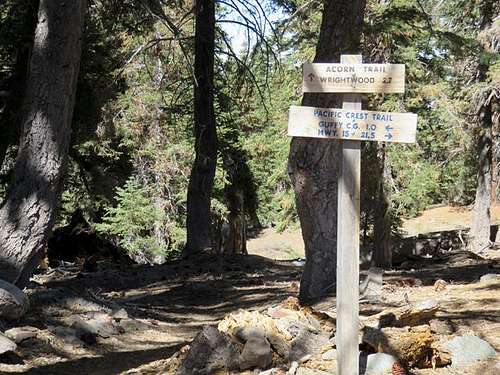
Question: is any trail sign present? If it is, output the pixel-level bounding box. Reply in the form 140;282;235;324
289;54;418;375
288;105;417;143
303;63;405;93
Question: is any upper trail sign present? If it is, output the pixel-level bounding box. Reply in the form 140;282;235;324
303;63;405;93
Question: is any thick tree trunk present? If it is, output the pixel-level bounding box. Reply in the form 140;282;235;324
372;144;392;268
288;0;366;303
470;1;496;253
0;0;86;286
185;0;217;256
0;0;39;171
471;101;493;253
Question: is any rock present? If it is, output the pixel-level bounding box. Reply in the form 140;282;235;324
361;353;398;375
235;326;266;342
0;333;16;355
321;349;337;361
239;336;273;370
69;314;121;338
118;318;150;332
50;326;86;347
0;280;29;320
429;319;453;335
112;308;128;320
296;368;330;375
176;326;239;375
443;335;497;368
479;273;500;283
289;330;329;362
360;267;383;302
362;325;434;367
287;361;299;375
4;326;38;343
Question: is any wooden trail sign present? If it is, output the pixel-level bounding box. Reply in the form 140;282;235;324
289;54;417;375
287;105;417;143
303;62;405;93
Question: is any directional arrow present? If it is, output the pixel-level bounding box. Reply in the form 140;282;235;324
308;73;315;82
385;125;394;131
384;133;393;140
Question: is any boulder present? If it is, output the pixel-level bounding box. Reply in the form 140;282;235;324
443;335;497;368
4;326;38;343
361;353;398;375
176;326;239;375
289;330;329;362
239;336;273;370
479;273;500;283
0;280;29;320
0;333;16;355
69;314;122;338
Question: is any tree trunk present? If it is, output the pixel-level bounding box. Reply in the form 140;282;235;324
0;0;39;171
288;0;366;303
0;0;86;286
185;0;217;256
471;100;493;253
372;144;392;267
470;1;495;253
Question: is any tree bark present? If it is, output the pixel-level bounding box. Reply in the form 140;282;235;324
288;0;366;303
470;1;496;253
185;0;217;256
0;0;86;286
372;144;392;267
471;99;493;253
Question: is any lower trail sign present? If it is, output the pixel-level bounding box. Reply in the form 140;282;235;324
288;105;417;143
288;54;418;375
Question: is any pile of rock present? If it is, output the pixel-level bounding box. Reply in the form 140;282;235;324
161;296;497;375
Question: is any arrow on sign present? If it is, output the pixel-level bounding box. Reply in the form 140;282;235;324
308;73;315;82
384;133;393;140
385;125;394;131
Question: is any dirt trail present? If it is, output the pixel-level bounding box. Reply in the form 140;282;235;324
248;204;500;260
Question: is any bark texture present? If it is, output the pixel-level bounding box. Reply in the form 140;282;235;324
185;0;217;255
372;144;392;268
288;0;366;303
0;0;86;285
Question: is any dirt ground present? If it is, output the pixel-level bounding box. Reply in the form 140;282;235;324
0;206;498;374
247;204;500;260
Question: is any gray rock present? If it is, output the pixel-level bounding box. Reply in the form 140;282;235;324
50;326;85;347
176;326;239;375
239;336;273;370
321;349;337;360
361;352;398;374
444;335;497;368
429;319;453;335
118;318;150;332
289;330;329;362
4;326;38;343
69;314;121;338
235;326;266;342
360;267;383;302
0;279;29;320
0;333;16;355
480;273;500;283
112;308;128;320
296;368;330;375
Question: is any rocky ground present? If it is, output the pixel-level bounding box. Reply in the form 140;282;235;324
0;247;496;374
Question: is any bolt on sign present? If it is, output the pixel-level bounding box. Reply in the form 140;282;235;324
303;63;405;93
288;105;417;143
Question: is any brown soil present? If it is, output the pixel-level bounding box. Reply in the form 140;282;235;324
0;205;498;374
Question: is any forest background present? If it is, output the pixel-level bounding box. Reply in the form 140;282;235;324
0;0;498;265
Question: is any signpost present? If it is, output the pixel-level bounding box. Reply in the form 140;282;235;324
303;62;405;93
288;55;417;375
